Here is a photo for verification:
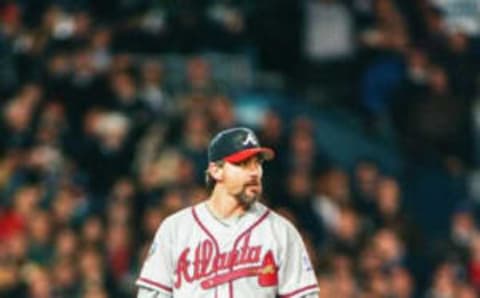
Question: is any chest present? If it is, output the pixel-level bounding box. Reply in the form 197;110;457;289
170;221;283;297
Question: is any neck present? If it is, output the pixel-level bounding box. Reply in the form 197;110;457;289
207;187;250;219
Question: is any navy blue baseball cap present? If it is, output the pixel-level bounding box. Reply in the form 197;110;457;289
208;127;275;163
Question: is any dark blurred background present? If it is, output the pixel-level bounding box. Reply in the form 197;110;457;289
0;0;480;297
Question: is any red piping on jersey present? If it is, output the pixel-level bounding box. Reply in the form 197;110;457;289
192;206;220;298
229;209;271;298
137;277;173;292
201;265;261;288
278;284;319;298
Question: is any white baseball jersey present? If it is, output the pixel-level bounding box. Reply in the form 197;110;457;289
136;201;319;298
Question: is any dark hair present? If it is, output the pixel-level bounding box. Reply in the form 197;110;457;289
205;160;224;192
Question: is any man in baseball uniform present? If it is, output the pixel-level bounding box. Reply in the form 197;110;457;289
136;127;319;298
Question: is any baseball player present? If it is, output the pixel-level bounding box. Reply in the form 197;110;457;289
136;127;319;298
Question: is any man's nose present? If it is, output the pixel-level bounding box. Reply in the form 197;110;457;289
248;163;260;176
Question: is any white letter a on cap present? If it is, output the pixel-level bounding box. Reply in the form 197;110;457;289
243;132;258;146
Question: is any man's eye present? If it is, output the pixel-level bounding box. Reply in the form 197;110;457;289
238;160;248;167
237;157;263;167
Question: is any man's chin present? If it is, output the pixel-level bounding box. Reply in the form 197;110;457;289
237;193;260;207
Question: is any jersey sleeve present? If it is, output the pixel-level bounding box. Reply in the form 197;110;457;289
277;223;319;298
136;219;174;296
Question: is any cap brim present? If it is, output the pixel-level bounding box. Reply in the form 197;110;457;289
223;147;275;163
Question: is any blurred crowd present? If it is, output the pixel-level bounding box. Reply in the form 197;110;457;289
0;0;480;298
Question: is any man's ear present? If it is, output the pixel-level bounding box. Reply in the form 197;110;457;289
209;162;224;182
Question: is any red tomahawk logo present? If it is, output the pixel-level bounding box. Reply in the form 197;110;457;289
201;251;278;289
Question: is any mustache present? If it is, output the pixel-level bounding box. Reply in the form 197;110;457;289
244;180;261;186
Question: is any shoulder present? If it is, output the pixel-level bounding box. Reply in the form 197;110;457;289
256;203;301;236
163;205;196;224
155;205;196;235
259;203;296;228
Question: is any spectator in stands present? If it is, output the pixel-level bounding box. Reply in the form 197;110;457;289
352;158;380;216
302;167;352;247
390;266;415;298
256;109;286;202
324;207;365;259
373;177;416;244
208;95;238;130
302;0;355;102
286;126;320;174
54;228;77;259
52;258;79;297
26;265;53;298
404;65;470;162
139;60;171;116
425;262;459;298
444;31;479;100
372;228;406;270
182;56;220;97
81;215;105;249
27;210;54;265
467;234;480;291
179;111;210;182
90;26;113;73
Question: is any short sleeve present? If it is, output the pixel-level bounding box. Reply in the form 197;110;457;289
277;223;319;298
136;220;174;296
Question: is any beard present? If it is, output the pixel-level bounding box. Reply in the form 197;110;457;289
234;182;262;207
